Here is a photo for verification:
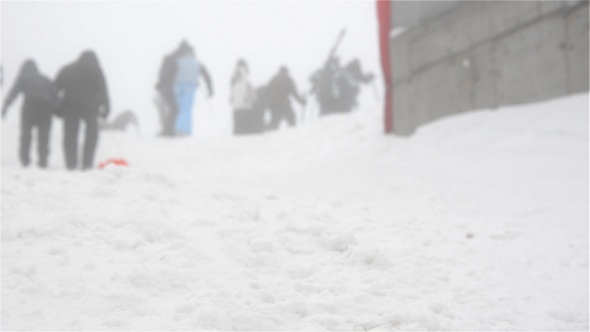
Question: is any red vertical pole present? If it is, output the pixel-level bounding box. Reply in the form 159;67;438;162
377;0;393;134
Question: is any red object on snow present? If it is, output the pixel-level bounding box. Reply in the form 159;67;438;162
98;158;129;169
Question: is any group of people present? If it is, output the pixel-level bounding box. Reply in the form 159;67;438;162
310;56;374;116
155;39;374;137
2;51;109;170
228;56;373;135
2;39;374;169
229;61;307;135
154;40;312;137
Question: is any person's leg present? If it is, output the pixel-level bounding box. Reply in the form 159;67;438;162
233;110;240;135
318;96;328;116
163;88;178;136
182;85;196;135
267;107;281;131
156;91;170;134
174;84;195;136
63;115;80;170
19;110;34;167
285;107;296;127
82;115;99;170
37;113;52;168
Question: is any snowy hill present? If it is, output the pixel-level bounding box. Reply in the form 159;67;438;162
1;94;588;330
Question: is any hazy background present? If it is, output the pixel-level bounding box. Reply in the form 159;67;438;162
1;1;382;137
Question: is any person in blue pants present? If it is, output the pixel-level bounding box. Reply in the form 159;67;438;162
173;44;213;136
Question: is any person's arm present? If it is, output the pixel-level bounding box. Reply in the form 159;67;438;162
98;69;110;119
200;63;214;97
53;70;63;118
155;57;168;90
2;72;23;118
289;78;305;106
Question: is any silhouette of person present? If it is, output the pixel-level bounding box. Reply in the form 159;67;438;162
173;44;213;136
310;56;340;116
55;50;110;170
310;57;373;115
265;66;305;130
334;58;374;113
155;41;186;136
230;59;259;134
156;40;213;137
2;59;58;168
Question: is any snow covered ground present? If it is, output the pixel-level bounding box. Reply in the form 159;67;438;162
1;94;588;330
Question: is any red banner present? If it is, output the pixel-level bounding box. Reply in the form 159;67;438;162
376;0;392;134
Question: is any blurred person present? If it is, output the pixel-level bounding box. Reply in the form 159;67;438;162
2;59;58;168
173;43;213;136
230;58;262;134
155;41;186;137
310;56;340;116
55;50;110;171
334;58;374;113
265;66;306;131
99;109;140;132
310;57;373;115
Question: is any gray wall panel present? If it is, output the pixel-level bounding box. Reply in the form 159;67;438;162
390;0;589;135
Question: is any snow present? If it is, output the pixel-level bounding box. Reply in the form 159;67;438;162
1;93;589;330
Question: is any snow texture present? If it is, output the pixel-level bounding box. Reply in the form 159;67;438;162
1;94;589;330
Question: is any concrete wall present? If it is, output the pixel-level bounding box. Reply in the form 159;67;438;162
390;0;589;136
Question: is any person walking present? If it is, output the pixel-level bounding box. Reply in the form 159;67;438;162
2;59;58;168
310;56;374;116
230;59;259;134
310;56;340;116
155;41;186;136
173;44;213;136
265;66;305;131
333;58;374;113
54;50;110;170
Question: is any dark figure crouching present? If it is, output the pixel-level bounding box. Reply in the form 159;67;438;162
265;66;305;131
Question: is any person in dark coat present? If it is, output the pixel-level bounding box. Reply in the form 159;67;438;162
310;57;340;116
2;59;58;168
334;58;374;113
265;66;306;131
155;41;188;136
310;57;373;115
55;50;110;170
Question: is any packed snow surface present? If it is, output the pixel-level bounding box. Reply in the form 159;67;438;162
1;94;588;330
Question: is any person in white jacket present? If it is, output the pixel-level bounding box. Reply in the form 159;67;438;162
230;59;260;134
